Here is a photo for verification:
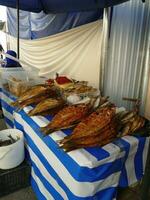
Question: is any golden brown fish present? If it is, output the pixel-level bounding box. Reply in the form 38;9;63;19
33;105;65;117
121;115;145;136
41;103;93;135
17;93;50;110
11;84;56;107
60;121;117;152
60;106;116;144
28;98;65;116
11;85;55;103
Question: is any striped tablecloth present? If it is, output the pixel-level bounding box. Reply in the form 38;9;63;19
1;89;149;200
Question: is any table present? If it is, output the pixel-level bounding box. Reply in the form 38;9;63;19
1;89;150;200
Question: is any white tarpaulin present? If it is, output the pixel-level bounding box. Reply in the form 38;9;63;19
7;20;103;88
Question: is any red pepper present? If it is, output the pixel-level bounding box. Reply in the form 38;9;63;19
55;74;72;85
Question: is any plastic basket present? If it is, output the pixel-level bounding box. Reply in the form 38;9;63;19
0;160;31;197
0;67;25;92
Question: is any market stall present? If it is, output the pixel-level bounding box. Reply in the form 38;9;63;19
0;1;149;200
1;84;149;199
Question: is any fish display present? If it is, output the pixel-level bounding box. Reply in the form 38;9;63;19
8;75;146;153
41;103;94;135
12;84;56;106
16;93;51;110
60;106;116;142
117;111;145;136
28;98;65;116
59;104;146;152
59;106;117;151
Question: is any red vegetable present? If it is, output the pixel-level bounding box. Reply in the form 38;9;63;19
55;73;72;85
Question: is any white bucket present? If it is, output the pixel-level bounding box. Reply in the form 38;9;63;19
0;129;25;170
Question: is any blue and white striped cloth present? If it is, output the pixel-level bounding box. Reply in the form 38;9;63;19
1;89;150;200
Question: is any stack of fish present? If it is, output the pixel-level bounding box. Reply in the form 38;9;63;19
28;98;65;116
58;106;146;152
58;106;118;152
116;110;145;136
11;84;57;110
10;75;146;152
41;102;95;135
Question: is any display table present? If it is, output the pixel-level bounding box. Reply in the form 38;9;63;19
1;89;150;200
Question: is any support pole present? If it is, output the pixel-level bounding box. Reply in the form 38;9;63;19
100;7;111;95
16;0;20;59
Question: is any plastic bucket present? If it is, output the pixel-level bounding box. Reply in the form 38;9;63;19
0;129;25;170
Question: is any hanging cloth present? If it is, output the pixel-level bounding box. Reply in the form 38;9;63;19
7;20;103;87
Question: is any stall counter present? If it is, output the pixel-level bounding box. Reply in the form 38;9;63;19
1;89;149;200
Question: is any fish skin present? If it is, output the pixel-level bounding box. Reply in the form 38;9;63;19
61;106;116;142
121;111;137;124
28;98;64;116
29;105;65;117
41;104;92;135
17;85;54;103
61;124;117;146
17;93;50;110
61;135;116;152
60;117;117;144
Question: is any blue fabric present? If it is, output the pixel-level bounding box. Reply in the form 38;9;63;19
117;139;130;187
41;0;129;13
7;8;31;39
14;118;118;200
7;8;103;39
134;137;146;180
0;0;42;13
31;178;47;200
0;0;129;13
3;50;22;68
1;89;149;200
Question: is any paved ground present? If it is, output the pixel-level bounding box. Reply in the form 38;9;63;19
0;187;37;200
0;185;148;200
0;118;149;200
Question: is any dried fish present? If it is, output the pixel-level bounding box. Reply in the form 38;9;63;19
120;111;137;124
12;84;56;107
28;98;65;116
60;106;116;144
0;135;19;147
41;103;93;135
120;114;145;136
60;135;115;152
16;93;50;110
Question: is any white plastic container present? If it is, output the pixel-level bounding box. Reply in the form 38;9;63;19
0;67;25;92
0;129;25;170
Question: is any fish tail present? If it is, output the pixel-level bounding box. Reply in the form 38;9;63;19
58;136;71;145
11;101;19;107
41;125;57;135
16;105;24;111
28;110;34;116
59;141;77;152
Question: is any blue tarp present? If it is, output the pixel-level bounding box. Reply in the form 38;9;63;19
7;8;103;39
0;0;129;13
0;0;42;12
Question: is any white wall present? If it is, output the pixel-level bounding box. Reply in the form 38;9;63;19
0;6;7;51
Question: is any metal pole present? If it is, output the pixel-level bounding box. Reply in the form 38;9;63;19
16;0;20;59
100;8;111;95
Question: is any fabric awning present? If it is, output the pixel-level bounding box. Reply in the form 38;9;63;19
0;0;130;13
